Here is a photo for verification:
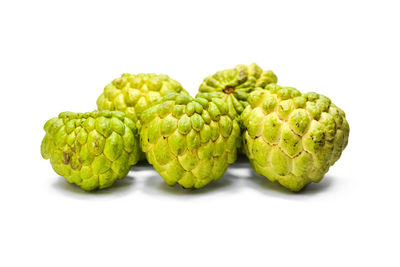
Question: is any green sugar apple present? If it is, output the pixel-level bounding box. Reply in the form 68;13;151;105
97;73;189;125
242;84;349;191
41;111;141;191
197;63;278;120
140;93;241;189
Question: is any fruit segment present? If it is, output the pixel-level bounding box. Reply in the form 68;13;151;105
197;63;278;120
41;111;141;191
140;93;241;188
97;73;189;126
242;84;349;191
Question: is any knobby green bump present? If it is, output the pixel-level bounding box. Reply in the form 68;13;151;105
242;84;350;191
140;93;241;189
41;110;141;191
197;63;278;120
97;73;189;126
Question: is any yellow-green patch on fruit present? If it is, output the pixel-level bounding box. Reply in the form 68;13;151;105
242;88;349;191
140;93;241;189
41;111;141;191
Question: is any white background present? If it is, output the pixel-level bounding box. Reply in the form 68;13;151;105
1;0;399;266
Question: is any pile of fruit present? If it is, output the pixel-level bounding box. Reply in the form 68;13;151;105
41;64;349;192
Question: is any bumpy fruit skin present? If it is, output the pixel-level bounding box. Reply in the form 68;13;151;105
97;73;189;125
41;111;141;191
197;63;277;120
140;93;241;189
242;84;349;191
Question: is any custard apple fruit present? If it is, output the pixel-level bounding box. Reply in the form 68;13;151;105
41;111;141;191
197;63;277;120
242;84;349;191
97;73;189;125
140;93;241;188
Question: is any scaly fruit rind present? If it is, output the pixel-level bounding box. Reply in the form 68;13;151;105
97;73;189;127
41;110;141;191
242;84;349;191
140;93;241;189
197;63;278;120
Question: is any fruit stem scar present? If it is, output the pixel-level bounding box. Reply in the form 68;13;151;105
224;86;235;94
